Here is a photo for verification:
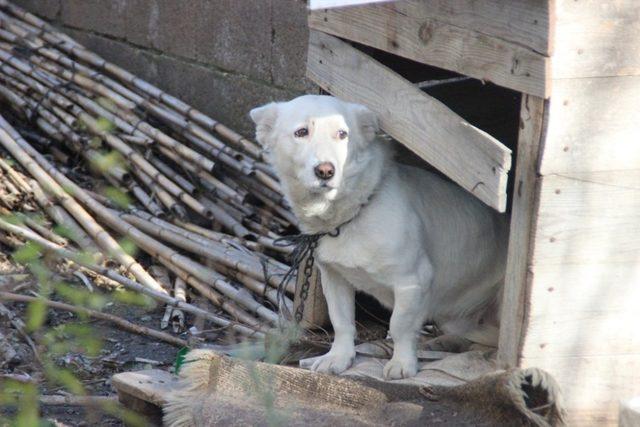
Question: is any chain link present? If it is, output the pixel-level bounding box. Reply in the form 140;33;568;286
294;238;319;323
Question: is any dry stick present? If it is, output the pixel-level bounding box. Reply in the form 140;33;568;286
9;31;234;178
148;155;197;195
168;262;274;327
30;179;101;255
127;181;165;218
0;54;209;220
125;209;289;288
97;99;217;173
0;5;265;165
131;167;185;218
2;24;289;230
0;217;262;337
0;115;165;293
22;215;67;246
172;276;187;333
39;395;118;406
0;292;187;347
0;1;80;49
197;195;252;238
75;110;212;219
0;156;30;193
157;145;244;206
171;218;264;253
149;265;175;331
111;209;286;315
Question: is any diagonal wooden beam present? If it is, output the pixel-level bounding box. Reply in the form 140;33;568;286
306;30;512;211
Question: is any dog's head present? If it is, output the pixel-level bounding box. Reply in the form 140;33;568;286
250;95;378;199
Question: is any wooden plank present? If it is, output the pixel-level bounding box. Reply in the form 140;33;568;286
307;30;512;211
497;95;546;367
539;76;640;174
532;170;640;265
552;0;640;79
311;0;553;55
518;170;640;424
111;369;177;407
522;262;640;358
308;1;551;97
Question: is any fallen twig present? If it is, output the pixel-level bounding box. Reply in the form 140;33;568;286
0;292;188;347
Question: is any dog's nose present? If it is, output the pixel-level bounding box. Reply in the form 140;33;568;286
314;162;335;180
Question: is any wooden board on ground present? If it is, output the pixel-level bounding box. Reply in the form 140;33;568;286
307;30;512;212
309;0;551;97
112;369;177;407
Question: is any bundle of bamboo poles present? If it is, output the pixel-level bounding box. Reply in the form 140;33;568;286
0;1;299;341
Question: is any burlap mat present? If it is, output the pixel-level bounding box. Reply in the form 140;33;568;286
163;349;565;426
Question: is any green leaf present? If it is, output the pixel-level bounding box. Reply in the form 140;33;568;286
12;241;42;264
104;187;132;210
174;347;189;374
118;236;137;256
25;298;47;332
95;116;115;134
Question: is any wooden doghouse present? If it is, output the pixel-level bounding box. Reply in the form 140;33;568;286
300;1;640;425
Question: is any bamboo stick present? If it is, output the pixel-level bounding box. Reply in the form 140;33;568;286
148;155;196;195
0;155;30;193
115;210;287;291
171;276;186;333
0;216;262;337
168;262;278;326
0;2;266;161
131;167;185;218
0;114;165;294
29;179;101;256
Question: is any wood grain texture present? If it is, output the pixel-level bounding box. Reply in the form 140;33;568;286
520;170;640;424
497;95;546;367
307;30;512;211
308;0;551;97
532;170;640;265
539;75;640;174
553;0;640;79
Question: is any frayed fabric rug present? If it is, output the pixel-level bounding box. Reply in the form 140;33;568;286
163;349;565;426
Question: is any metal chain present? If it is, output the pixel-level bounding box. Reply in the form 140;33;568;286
294;238;320;323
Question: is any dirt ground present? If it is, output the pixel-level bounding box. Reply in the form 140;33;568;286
0;248;489;427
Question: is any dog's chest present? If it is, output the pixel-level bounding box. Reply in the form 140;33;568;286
316;231;391;289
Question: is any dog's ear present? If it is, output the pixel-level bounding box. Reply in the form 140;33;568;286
354;104;379;142
249;102;279;146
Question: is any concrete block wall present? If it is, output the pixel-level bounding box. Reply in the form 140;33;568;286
14;0;314;136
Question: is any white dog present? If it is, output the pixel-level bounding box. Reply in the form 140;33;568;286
250;95;507;380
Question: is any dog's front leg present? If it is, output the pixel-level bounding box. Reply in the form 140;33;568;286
310;264;356;375
384;283;429;380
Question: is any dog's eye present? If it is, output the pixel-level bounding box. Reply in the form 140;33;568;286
337;130;348;140
294;127;308;138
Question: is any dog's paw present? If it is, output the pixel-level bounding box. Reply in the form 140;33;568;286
310;351;355;375
383;357;418;380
